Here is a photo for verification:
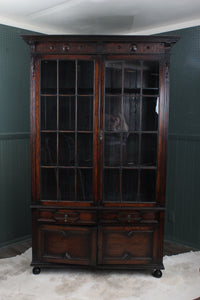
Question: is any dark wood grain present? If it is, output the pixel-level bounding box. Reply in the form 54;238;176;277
23;35;178;275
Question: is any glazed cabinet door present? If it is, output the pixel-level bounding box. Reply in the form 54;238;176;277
35;58;99;205
101;59;161;204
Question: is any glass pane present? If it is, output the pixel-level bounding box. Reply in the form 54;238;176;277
122;169;138;202
123;133;139;166
77;169;93;201
124;61;141;94
105;62;122;94
78;61;94;94
123;96;140;131
41;168;57;200
59;60;75;94
41;60;57;94
105;96;122;131
104;133;121;166
77;96;93;131
40;96;57;130
59;133;75;166
141;134;157;166
104;169;120;202
59;96;75;130
143;61;159;95
77;133;93;166
59;168;75;200
142;97;159;131
140;170;156;202
40;133;57;165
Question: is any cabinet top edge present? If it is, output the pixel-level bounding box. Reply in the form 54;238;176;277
21;34;179;45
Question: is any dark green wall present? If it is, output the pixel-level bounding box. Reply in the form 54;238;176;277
165;26;200;249
0;24;200;249
0;24;33;247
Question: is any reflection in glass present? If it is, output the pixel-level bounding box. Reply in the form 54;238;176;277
77;133;93;166
41;133;57;165
105;96;122;131
59;96;75;130
104;133;121;166
123;133;139;166
59;168;75;200
143;61;159;95
78;61;94;94
59;60;75;94
142;97;158;131
105;62;122;94
41;60;57;94
124;62;141;94
40;96;57;130
41;168;57;200
104;169;120;202
140;169;156;201
123;96;140;131
59;133;75;166
77;169;93;201
77;96;93;131
122;169;138;201
141;134;157;166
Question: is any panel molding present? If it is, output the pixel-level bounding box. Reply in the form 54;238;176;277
168;133;200;141
0;132;30;140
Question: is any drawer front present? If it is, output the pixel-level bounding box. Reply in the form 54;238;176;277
40;225;97;265
98;226;155;265
100;210;159;225
38;209;97;225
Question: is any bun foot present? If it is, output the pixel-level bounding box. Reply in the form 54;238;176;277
152;269;162;278
33;267;41;275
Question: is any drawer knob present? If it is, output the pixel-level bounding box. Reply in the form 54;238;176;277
64;214;68;222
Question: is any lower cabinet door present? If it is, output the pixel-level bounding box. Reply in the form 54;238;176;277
39;225;97;266
98;226;155;265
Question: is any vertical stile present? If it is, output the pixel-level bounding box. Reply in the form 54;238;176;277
94;59;99;205
137;60;143;200
120;61;125;203
57;60;59;201
75;60;78;201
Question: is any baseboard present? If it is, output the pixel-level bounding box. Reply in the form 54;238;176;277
164;237;200;251
0;234;31;249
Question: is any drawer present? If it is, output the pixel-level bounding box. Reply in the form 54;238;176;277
98;226;155;265
38;209;97;225
100;210;159;225
40;225;97;265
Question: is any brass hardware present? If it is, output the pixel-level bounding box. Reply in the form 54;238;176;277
127;214;131;222
130;44;137;52
65;251;71;259
62;44;70;52
64;214;68;222
99;130;103;141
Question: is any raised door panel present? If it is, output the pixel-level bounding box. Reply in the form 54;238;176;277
98;226;155;265
40;225;97;265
